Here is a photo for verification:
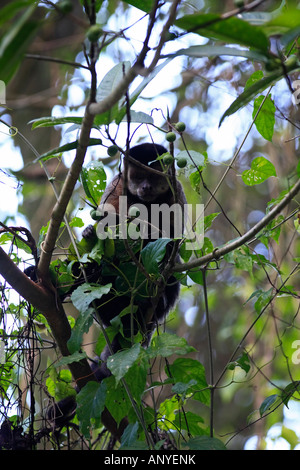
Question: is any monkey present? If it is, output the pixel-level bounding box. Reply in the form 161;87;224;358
78;142;187;378
31;143;187;429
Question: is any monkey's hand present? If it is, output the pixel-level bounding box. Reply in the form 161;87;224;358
82;224;97;240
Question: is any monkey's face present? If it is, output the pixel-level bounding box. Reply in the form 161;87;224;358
127;164;169;202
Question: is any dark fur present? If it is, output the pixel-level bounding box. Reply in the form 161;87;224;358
34;143;186;427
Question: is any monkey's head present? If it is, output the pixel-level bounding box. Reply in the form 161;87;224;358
127;143;170;202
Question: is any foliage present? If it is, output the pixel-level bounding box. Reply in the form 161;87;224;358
0;0;300;452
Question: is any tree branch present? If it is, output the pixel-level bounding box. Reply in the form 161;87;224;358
37;109;95;278
174;177;300;273
88;0;182;117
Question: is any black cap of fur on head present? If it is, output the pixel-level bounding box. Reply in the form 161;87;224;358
129;143;167;166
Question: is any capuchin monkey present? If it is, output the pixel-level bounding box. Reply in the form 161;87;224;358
47;143;187;427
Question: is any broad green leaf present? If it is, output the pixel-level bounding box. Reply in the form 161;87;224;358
253;95;275;142
183;436;226;450
166;357;210;406
81;160;107;205
188;269;204;285
281;426;299;450
175;13;269;52
227;352;250;374
95;61;131;125
253;288;273;314
30;116;83;129
0;1;34;28
264;8;300;36
158;396;181;430
37;138;103;161
241;156;276;186
107;343;141;383
49;259;75;296
116;58;173;124
176;150;206;170
121;110;153;124
245;70;264;89
165;44;270;63
121;0;154;12
219;59;300;126
141;238;171;275
259;394;279;417
204;213;220;231
281;381;300;407
67;307;94;354
148;333;195;358
104;375;131;424
120;422;139;449
0;4;39;84
121;357;148;402
258;215;284;248
97;61;131;102
46;368;75;401
174;411;207;436
71;282;112;313
77;381;107;437
54;351;88;367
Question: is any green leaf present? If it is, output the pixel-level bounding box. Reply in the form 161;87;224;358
176;150;206;171
165;44;270;63
71;282;112;313
204;213;220;231
219;55;300;126
46;368;75;401
54;351;88;367
121;0;154;13
141;239;171;275
245;70;264;89
253;95;276;141
37;138;103;161
148;333;196;358
122;358;148;403
0;4;39;84
265;8;300;36
227;352;251;374
175;13;269;52
104;375;131;424
259;394;279;417
30;116;83;129
174;411;207;436
183;436;226;450
258;215;284;248
281;381;300;408
158;396;182;431
81;160;107;205
95;61;131;125
69;216;84;228
241;156;276;186
0;1;34;28
166;357;210;406
120;422;139;449
107;343;141;383
77;381;107;437
67;307;94;354
121;110;153;124
49;259;75;295
188;269;204;286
